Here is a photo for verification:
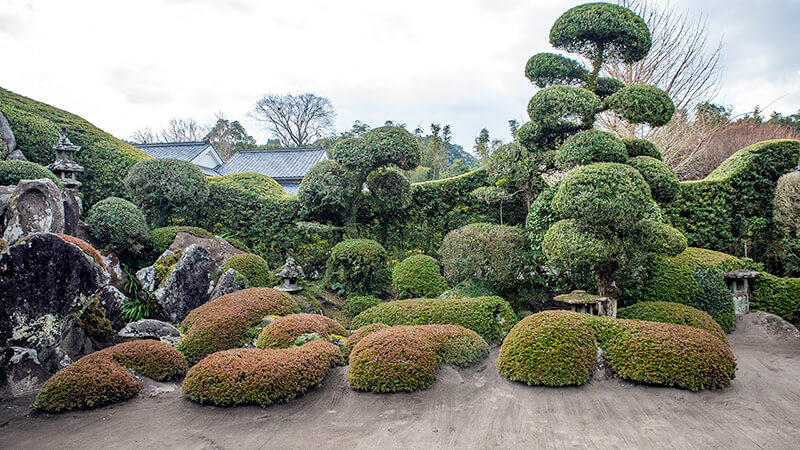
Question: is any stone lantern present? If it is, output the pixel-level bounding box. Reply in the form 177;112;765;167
723;269;759;315
48;128;84;189
275;257;305;293
554;290;615;317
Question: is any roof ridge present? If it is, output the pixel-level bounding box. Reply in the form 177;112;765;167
236;147;325;153
134;141;209;147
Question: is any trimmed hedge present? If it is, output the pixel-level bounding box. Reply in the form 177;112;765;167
347;324;489;392
0;160;61;187
85;197;149;253
497;311;597;386
182;340;344;407
323;239;390;297
179;288;300;364
617;301;726;340
219;253;273;287
751;273;800;322
0;86;150;206
392;254;448;299
150;226;214;254
623;138;662;160
256;313;347;349
33;340;187;412
351;296;517;343
497;311;736;391
626;156;679;203
0;104;59;165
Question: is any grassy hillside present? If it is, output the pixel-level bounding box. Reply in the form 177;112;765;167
0;87;150;205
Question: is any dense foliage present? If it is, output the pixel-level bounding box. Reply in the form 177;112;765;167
626;156;679;203
0;104;58;164
555;129;628;169
182;341;344;407
617;301;726;340
323;239;390;297
622;138;662;160
392;254;448;299
606;85;675;127
149;225;214;254
179;288;300;364
256;313;347;349
124;158;209;226
0;160;61;187
344;295;383;318
297;160;357;224
86;197;149;253
351;296;517;343
219;253;274;287
751;273;800;323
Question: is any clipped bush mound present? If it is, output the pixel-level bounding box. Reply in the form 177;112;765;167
392;254;448;299
345;323;389;358
182;340;344;407
344;295;382;318
150;226;214;253
347;324;489;392
33;340;186;413
497;311;736;391
124;158;209;226
351;296;517;343
618;301;726;340
86;196;149;253
256;313;347;349
179;288;300;364
323;238;390;297
220;253;273;287
0;160;61;187
497;311;597;386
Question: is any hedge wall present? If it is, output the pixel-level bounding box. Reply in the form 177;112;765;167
751;273;800;323
663;140;800;258
0;86;150;206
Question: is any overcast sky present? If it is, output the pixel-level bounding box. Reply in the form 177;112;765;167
1;0;798;151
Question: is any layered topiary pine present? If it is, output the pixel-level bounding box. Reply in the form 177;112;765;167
33;340;187;413
617;301;726;340
347;324;489;392
256;314;348;349
350;296;518;343
179;288;300;364
182;340;344;407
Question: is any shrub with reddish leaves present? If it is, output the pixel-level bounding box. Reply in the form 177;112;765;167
55;233;105;268
179;288;300;364
256;314;347;349
33;340;186;413
347;324;490;392
182;340;344;407
497;311;597;386
345;323;389;358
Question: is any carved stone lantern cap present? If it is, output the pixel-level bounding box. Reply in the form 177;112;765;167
553;290;607;304
276;257;305;280
54;127;80;152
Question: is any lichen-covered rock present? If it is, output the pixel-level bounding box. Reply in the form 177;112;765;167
0;110;15;154
154;244;216;323
209;268;247;301
169;232;244;267
2;178;64;244
136;265;157;292
0;347;51;398
0;233;108;365
0;184;15;221
96;285;128;331
118;319;181;341
61;188;82;236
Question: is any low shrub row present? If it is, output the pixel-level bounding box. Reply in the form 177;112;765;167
182;340;344;407
33;340;187;412
256;314;347;349
347;324;489;392
351;296;518;343
618;301;726;340
178;288;300;364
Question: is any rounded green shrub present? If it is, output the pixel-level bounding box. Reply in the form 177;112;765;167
527;86;601;133
182;341;344;407
179;288;300;364
0;160;61;187
751;274;800;322
439;223;527;291
124;158;209;226
256;313;347;349
331;137;375;174
623;138;662;160
362;126;422;171
86;197;149;253
552;162;652;228
345;295;383;317
636;219;687;256
210;172;285;200
345;323;389;358
323;238;390;297
149;225;214;254
617;301;726;340
594;77;625;99
220;253;273;287
347;324;489;392
543;219;613;269
33;340;186;413
525;52;587;88
298;159;358;224
392;254;448;299
606;85;675;127
351;296;518;343
0;105;59;165
556;129;628;169
549;3;651;64
497;311;597;386
692;266;735;334
626;156;679;203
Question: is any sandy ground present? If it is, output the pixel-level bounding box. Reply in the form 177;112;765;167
2;314;800;450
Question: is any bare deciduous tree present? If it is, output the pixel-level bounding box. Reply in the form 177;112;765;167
130;118;208;144
599;0;723;149
249;93;336;147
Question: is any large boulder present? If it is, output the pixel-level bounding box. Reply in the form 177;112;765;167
169;232;244;267
0;233;108;364
209;268;247;301
0;110;15;154
154;244;215;323
2;179;64;244
61;189;82;236
118;319;181;342
96;285;128;331
0;347;51;398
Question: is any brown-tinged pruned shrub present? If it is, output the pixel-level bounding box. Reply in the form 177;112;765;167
256;314;347;349
55;233;105;269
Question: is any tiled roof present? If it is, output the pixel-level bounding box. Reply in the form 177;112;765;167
217;147;328;179
279;181;302;196
133;141;211;162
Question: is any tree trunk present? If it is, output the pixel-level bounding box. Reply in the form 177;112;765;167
595;258;620;318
